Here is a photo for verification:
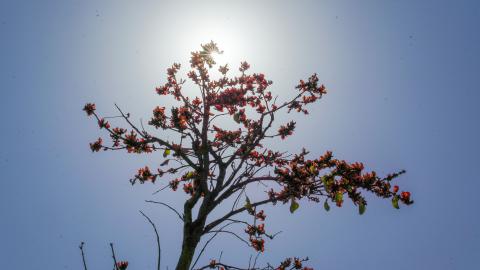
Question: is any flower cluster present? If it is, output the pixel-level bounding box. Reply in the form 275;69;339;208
135;166;156;183
247;150;285;167
183;182;194;195
278;121;296;139
256;210;266;221
97;118;110;129
170;107;191;130
269;149;412;212
250;237;265;252
83;103;96;116
116;261;128;270
245;224;265;236
123;131;153;154
218;64;229;75
276;257;312;270
149;106;167;129
288;73;327;114
89;137;103;152
110;127;127;147
213;125;242;146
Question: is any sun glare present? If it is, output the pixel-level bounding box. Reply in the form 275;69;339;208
173;20;250;69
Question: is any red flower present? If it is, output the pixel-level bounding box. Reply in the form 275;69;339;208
278;121;296;139
156;86;169;95
250;237;265;252
239;61;250;72
98;118;110;129
393;185;399;193
219;64;229;75
89;138;103;152
257;223;265;234
116;261;128;270
83;103;96;116
183;182;194;195
192;97;202;106
294;258;302;269
149;106;167;128
256;210;266;221
136;166;155;182
401;191;410;200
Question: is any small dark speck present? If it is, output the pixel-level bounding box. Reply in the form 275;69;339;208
409;35;414;39
335;16;339;19
1;21;6;25
95;10;100;17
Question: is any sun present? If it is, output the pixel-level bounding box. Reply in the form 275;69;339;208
173;20;250;69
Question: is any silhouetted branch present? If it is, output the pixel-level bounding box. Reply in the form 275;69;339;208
205;230;250;246
146;200;184;221
79;242;88;270
110;243;119;270
140;210;161;270
191;221;237;270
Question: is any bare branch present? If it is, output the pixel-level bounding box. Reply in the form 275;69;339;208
79;242;88;270
146;200;184;222
190;221;236;270
110;243;119;270
205;230;250;246
140;210;161;270
204;198;275;234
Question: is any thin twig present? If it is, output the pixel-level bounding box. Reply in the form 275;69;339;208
253;252;261;269
205;230;250;246
140;210;161;270
110;243;119;270
79;242;88;270
146;200;184;221
190;222;236;270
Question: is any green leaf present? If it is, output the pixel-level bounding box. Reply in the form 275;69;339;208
163;149;171;157
321;176;328;186
335;192;343;203
359;203;366;215
290;199;300;213
244;196;253;211
324;200;330;212
392;195;400;209
233;113;240;123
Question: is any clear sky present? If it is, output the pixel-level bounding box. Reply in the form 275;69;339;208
1;0;479;269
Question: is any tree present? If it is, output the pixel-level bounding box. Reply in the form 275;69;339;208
82;41;413;270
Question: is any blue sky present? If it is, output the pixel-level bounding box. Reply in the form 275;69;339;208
1;0;479;269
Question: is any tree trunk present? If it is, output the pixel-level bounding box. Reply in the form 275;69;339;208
175;223;202;270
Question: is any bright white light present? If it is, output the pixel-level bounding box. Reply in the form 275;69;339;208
172;19;251;69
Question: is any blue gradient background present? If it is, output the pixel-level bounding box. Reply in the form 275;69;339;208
1;0;479;269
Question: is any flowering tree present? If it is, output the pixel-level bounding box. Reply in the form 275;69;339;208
82;42;413;270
